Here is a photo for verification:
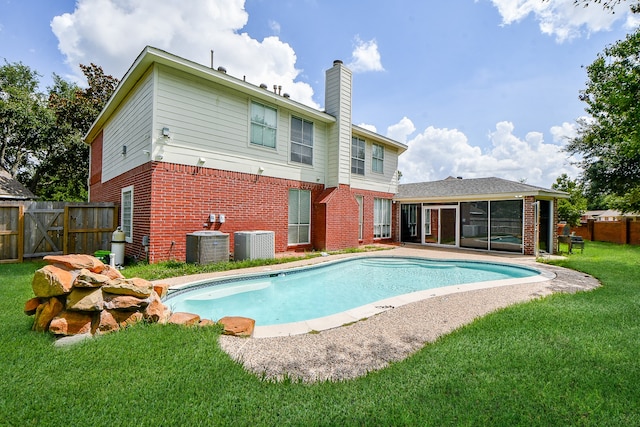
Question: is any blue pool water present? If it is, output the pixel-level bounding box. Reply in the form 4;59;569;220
164;257;540;326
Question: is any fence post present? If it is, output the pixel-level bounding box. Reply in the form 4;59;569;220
587;219;595;241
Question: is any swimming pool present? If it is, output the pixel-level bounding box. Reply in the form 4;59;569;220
164;256;543;333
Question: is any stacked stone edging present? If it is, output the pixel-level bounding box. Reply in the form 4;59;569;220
25;254;255;337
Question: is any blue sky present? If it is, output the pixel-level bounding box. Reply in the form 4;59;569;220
1;0;637;187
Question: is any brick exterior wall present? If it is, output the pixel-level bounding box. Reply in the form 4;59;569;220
523;196;535;255
89;154;396;262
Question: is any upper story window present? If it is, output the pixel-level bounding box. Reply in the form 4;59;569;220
351;137;365;175
290;116;313;165
250;101;277;148
372;143;384;173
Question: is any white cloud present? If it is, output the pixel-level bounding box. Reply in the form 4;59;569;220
386;117;416;144
347;36;384;73
397;119;581;187
489;0;634;42
357;123;378;133
50;0;318;107
550;121;578;142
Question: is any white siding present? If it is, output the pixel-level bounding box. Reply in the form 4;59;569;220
153;66;327;183
324;62;352;187
351;143;400;193
102;70;154;182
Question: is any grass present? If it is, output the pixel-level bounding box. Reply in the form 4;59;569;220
1;242;639;425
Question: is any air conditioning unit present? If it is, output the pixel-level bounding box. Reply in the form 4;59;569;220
234;230;275;261
186;231;229;264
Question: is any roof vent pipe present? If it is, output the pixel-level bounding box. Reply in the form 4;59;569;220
333;59;343;66
217;66;226;73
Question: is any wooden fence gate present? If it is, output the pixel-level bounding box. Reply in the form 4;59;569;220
0;201;117;263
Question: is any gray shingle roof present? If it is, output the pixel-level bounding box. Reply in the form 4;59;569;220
0;167;36;200
396;176;567;200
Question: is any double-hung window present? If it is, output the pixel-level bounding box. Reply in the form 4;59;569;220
372;143;384;173
290;116;313;165
121;185;134;243
250;101;277;148
351;137;365;175
288;189;311;245
374;198;391;238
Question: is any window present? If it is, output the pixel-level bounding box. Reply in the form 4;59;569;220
250;101;277;148
351;137;365;175
355;195;364;240
288;189;311;245
374;198;391;238
372;143;384;173
290;116;313;165
121;185;134;243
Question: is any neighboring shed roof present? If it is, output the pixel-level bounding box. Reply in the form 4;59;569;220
0;167;35;200
395;176;567;202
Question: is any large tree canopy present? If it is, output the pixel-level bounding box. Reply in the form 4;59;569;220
0;61;117;201
0;61;55;180
567;29;640;213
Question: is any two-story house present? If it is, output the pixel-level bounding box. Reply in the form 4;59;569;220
84;46;407;263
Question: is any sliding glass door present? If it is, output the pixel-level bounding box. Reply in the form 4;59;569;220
423;206;458;246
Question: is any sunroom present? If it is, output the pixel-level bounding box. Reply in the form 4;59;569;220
395;177;568;255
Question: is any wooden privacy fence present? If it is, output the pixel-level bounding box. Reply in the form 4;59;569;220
0;201;117;263
570;218;640;246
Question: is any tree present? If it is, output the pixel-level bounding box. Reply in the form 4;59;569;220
552;174;588;226
572;0;640;13
0;61;55;180
566;29;640;213
31;64;118;201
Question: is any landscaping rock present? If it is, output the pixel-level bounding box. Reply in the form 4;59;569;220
96;310;144;335
103;294;150;310
74;269;111;288
49;311;94;336
32;297;64;332
218;316;255;337
66;288;104;311
26;254;175;339
168;312;201;326
143;293;171;323
153;283;170;299
101;265;125;280
32;265;75;297
24;297;41;315
102;278;153;298
43;254;105;273
199;319;216;327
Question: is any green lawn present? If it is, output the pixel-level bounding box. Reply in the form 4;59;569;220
1;242;639;426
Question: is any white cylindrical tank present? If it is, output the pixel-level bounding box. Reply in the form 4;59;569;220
111;227;126;266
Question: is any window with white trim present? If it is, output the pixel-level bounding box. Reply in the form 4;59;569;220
288;189;311;244
374;198;391;238
351;137;365;175
372;143;384;173
250;101;277;148
121;185;134;243
290;116;313;165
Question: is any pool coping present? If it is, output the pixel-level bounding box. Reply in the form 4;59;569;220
158;246;557;338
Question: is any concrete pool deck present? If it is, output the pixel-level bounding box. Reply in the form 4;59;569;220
159;245;600;382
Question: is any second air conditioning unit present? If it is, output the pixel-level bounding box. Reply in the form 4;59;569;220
234;230;275;261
